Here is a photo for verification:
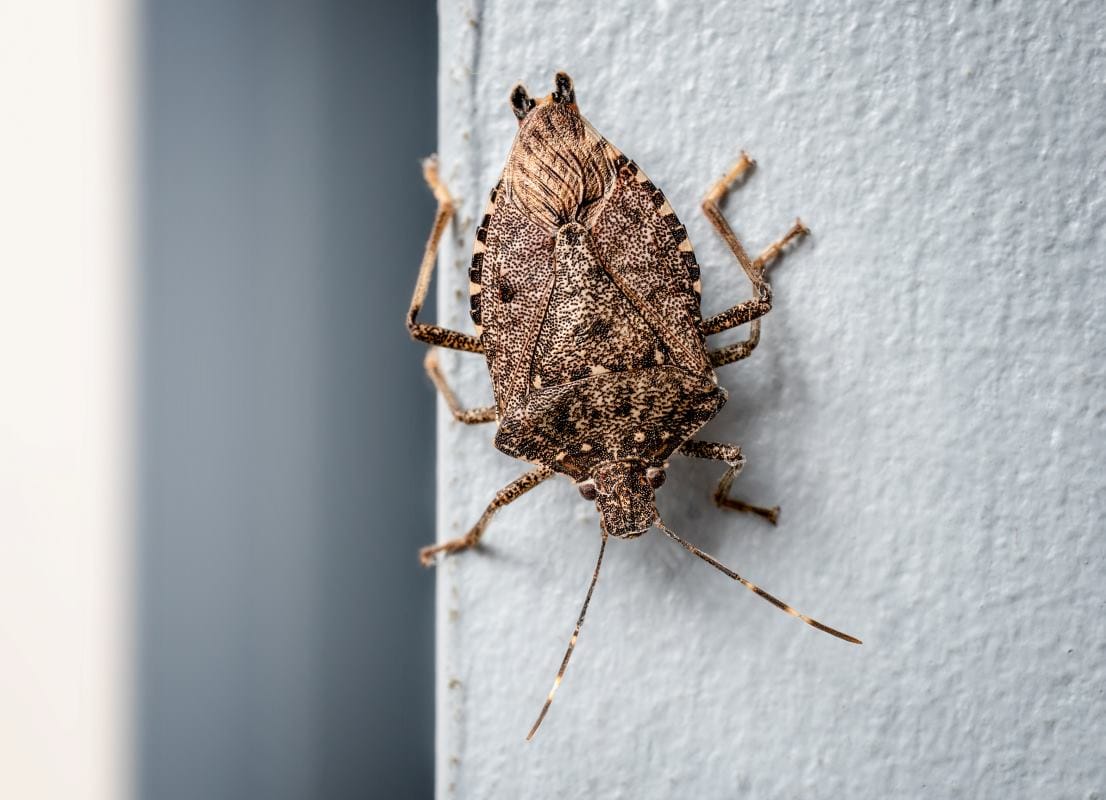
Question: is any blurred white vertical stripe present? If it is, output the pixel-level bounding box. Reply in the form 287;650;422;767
0;2;133;799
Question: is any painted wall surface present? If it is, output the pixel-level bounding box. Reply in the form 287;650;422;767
431;1;1105;797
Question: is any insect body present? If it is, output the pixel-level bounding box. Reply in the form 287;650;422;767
407;72;859;739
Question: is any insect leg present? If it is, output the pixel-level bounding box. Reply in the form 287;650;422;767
678;440;780;525
705;219;809;367
424;350;497;424
753;219;809;272
698;153;809;367
419;465;555;566
700;152;763;288
407;155;484;353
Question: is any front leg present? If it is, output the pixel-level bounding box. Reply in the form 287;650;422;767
419;466;554;566
678;439;780;525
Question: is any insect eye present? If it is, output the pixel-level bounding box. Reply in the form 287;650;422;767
646;468;666;489
577;481;597;500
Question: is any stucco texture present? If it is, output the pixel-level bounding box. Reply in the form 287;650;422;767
430;2;1105;797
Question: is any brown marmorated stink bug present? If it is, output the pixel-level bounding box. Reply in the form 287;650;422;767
407;72;860;739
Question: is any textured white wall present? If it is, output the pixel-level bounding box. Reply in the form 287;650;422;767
431;2;1105;797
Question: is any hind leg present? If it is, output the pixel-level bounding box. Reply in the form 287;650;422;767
697;153;809;368
407;156;483;353
678;439;780;525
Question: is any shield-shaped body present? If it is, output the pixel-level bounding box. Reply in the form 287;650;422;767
411;73;859;739
470;83;726;502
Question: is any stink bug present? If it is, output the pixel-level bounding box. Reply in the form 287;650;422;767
407;72;860;739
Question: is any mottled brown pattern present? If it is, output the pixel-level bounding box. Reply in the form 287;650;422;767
479;198;557;414
590;161;708;372
476;96;720;480
531;223;669;387
408;73;859;739
495;366;725;480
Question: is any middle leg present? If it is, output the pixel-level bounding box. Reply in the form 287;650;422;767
424;349;497;425
678;439;780;525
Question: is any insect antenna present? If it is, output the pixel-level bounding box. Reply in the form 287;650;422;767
655;519;862;645
526;530;609;741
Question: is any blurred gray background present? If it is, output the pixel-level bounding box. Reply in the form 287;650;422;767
140;2;437;797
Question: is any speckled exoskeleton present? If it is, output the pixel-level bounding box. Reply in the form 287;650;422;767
407;72;860;738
